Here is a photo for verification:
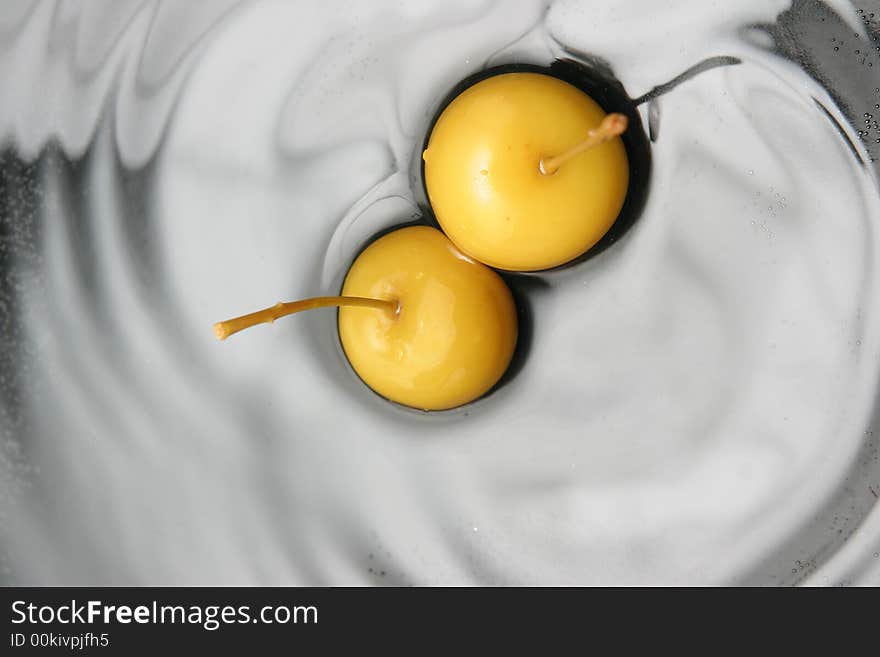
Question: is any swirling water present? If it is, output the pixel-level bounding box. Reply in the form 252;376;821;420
1;0;879;585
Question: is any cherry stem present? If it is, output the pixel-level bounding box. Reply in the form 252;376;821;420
214;296;399;341
539;113;629;176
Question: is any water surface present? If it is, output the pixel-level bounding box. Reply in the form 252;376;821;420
1;0;879;585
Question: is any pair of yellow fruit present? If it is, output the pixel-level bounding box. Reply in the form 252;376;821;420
217;72;630;411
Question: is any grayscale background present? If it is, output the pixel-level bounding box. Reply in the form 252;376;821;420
1;0;879;585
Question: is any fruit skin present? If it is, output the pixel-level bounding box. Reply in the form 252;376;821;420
424;72;629;272
338;226;517;411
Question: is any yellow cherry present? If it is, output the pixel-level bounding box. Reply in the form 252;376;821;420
423;72;630;271
338;225;517;411
214;225;518;411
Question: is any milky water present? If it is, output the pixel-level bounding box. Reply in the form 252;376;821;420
1;0;879;585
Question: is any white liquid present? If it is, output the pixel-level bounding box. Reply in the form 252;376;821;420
1;0;879;584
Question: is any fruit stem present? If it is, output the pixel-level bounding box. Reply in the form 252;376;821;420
539;113;628;176
214;296;399;341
